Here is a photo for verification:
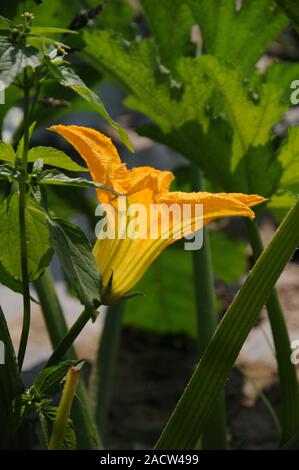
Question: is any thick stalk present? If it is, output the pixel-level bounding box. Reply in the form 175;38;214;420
49;365;81;450
246;219;299;443
91;300;124;436
17;81;31;369
191;167;227;449
34;269;103;450
156;197;299;450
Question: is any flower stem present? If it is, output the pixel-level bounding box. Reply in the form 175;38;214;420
17;78;31;370
191;166;227;449
91;300;124;436
49;365;81;450
246;218;299;444
46;308;92;368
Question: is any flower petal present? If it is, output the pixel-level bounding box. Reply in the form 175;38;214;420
49;125;122;201
49;125;174;204
156;191;266;241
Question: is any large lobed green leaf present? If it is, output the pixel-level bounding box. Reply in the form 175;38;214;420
187;0;287;75
82;3;299;208
83;29;291;197
141;0;195;70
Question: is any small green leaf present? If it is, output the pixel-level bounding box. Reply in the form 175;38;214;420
30;26;78;35
49;217;101;312
28;35;70;51
0;37;41;88
0;142;15;163
28;146;88;172
51;65;133;152
0;193;53;282
33;360;81;397
36;168;118;193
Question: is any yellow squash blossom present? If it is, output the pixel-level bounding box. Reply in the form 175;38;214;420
50;125;265;305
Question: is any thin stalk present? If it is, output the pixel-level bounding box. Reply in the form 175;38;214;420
34;269;103;450
191;166;227;450
49;365;81;450
46;308;92;368
17;79;31;369
91;300;124;436
246;218;299;444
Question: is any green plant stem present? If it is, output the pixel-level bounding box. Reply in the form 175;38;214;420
34;269;103;450
49;365;81;450
46;308;92;367
191;167;227;450
17;80;31;369
246;218;299;444
91;300;124;436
